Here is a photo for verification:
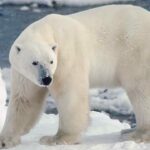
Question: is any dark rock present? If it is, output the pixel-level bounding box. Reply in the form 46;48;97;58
103;89;108;93
0;12;3;16
45;107;58;114
52;0;58;10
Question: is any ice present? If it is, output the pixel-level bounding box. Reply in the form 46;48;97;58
90;88;133;115
0;69;7;106
0;106;149;150
0;108;131;150
0;69;7;131
1;68;11;101
20;6;30;11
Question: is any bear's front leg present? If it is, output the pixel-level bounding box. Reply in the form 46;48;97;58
0;69;48;149
40;71;89;145
121;86;150;142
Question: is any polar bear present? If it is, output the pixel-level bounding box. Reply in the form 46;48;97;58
1;4;150;148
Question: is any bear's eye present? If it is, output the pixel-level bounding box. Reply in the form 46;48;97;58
32;61;39;66
16;46;21;53
52;46;56;51
50;60;53;64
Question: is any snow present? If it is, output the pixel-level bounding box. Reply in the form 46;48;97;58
20;6;30;11
0;111;130;149
90;88;133;115
0;98;130;150
0;0;135;6
1;68;10;100
0;69;7;131
0;69;7;106
1;68;150;149
0;102;150;150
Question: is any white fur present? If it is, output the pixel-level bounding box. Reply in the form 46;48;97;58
1;5;150;148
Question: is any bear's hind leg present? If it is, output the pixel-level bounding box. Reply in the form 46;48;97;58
121;85;150;142
0;69;48;148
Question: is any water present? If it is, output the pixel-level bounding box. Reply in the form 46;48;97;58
0;5;93;67
0;0;150;67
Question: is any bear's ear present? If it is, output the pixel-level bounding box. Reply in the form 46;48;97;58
16;46;21;54
51;45;57;52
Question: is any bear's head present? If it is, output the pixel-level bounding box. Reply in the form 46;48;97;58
9;25;57;87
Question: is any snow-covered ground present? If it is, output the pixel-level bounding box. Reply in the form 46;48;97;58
0;69;7;107
0;0;135;6
0;69;7;131
90;88;133;115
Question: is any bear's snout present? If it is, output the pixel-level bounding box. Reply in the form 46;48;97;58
42;76;52;86
37;64;53;86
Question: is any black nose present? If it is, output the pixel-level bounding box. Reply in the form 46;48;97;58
42;76;52;86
